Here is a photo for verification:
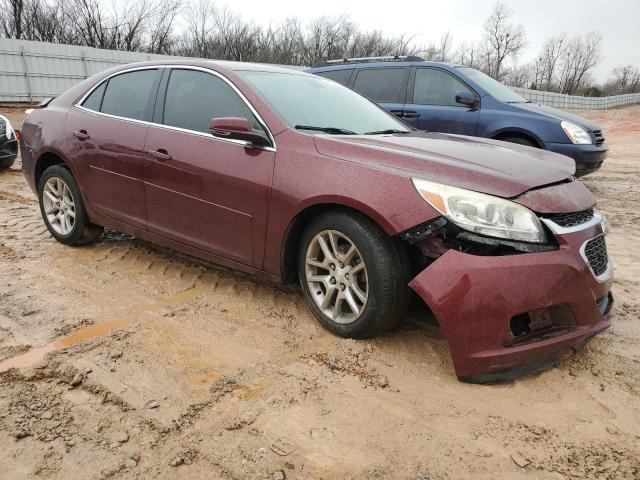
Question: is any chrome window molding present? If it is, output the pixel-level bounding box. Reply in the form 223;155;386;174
579;233;614;284
73;64;276;152
540;210;604;235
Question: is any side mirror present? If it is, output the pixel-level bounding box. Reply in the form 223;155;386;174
455;91;479;109
210;117;271;147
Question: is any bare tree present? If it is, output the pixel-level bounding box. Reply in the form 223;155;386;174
556;31;601;94
480;2;527;80
421;31;452;62
607;65;640;94
538;34;566;90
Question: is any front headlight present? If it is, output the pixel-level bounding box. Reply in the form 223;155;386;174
412;178;547;243
561;121;591;145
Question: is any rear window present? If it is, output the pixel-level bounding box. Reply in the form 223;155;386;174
315;69;353;86
352;68;406;103
99;69;158;121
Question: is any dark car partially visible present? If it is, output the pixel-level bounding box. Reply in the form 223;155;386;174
0;115;19;169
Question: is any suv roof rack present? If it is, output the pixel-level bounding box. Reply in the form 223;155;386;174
311;55;425;68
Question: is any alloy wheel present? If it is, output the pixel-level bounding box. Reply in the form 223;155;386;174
42;176;76;236
305;229;369;324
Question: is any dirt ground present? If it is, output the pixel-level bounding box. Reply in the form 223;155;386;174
0;105;639;480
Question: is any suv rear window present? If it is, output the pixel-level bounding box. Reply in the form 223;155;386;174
316;69;353;86
99;69;158;121
352;68;406;103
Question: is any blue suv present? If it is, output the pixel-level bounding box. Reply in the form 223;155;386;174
308;56;608;176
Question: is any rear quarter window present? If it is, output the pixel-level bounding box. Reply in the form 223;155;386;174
81;81;106;111
315;69;353;86
352;68;406;103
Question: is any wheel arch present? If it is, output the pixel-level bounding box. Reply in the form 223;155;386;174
280;201;394;285
35;150;75;189
491;128;543;148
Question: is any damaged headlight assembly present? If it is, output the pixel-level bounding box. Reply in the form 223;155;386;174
412;178;548;244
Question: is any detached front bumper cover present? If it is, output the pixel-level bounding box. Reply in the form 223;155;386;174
409;219;612;382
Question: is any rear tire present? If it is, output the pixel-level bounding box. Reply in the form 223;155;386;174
38;165;102;245
298;210;411;339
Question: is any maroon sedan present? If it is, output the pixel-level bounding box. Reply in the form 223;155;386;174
20;60;613;382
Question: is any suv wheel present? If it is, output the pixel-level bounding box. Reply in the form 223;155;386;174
298;210;410;338
501;136;536;148
38;165;102;245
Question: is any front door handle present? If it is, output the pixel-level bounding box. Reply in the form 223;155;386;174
147;149;172;162
73;130;90;140
389;109;404;117
402;111;421;118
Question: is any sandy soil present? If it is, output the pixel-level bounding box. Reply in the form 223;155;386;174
0;105;639;480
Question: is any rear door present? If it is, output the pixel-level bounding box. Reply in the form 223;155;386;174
142;67;275;267
350;67;409;119
404;67;479;135
66;68;161;228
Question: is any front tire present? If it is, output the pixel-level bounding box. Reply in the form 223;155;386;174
38;165;102;245
298;210;411;339
501;136;537;148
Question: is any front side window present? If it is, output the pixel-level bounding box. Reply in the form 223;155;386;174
412;69;473;106
99;69;158;121
456;67;526;103
239;71;410;135
352;68;406;103
163;69;261;134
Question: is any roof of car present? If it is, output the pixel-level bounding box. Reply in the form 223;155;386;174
308;60;465;71
111;59;309;76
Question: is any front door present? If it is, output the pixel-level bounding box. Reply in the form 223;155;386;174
403;67;479;135
142;68;275;267
66;68;161;228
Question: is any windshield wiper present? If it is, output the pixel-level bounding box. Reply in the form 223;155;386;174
295;125;356;135
364;129;410;135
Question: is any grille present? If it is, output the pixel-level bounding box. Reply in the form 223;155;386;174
593;129;605;146
547;209;594;228
0;122;5;136
584;236;609;277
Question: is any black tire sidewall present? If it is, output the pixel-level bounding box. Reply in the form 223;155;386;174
38;165;93;245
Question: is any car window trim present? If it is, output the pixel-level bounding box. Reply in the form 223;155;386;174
408;67;479;108
352;67;409;104
74;65;276;152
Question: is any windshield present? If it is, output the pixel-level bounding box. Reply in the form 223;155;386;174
457;67;527;103
238;71;410;135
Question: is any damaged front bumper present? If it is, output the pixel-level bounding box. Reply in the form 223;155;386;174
408;215;613;383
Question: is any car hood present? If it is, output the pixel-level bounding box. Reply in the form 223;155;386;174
314;132;575;198
511;102;601;132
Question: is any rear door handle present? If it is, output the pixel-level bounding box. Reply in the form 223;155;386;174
147;149;172;162
389;109;404;117
73;130;90;140
402;111;421;118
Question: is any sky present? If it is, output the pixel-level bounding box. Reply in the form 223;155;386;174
209;0;640;83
